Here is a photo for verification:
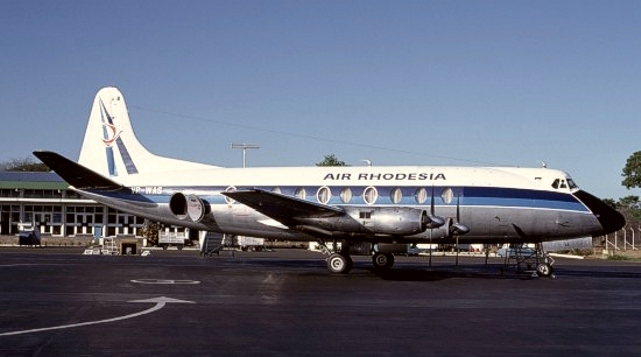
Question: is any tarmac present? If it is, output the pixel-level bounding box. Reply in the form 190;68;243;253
0;247;640;357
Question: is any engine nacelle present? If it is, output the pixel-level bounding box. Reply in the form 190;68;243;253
169;193;209;223
347;207;428;236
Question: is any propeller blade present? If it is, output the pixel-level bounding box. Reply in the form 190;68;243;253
425;216;445;229
431;186;436;216
427;185;445;228
453;194;470;235
451;222;470;235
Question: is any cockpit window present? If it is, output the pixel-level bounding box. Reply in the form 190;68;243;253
552;178;578;190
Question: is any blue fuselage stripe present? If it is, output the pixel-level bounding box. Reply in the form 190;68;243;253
107;186;589;213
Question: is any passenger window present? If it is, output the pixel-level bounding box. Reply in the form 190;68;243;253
363;186;378;205
390;188;403;204
295;188;306;199
441;188;453;204
415;188;427;204
339;187;352;203
225;186;237;204
316;186;331;204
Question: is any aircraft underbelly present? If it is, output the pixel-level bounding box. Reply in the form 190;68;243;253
457;206;599;242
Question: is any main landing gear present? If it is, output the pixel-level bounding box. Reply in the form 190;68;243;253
325;251;396;274
372;252;394;270
327;253;353;274
317;240;397;274
316;239;353;274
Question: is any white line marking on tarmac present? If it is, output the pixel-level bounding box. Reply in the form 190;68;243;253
0;296;194;337
131;279;200;285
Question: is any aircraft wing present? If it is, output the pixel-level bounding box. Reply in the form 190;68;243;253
222;189;344;225
33;151;124;191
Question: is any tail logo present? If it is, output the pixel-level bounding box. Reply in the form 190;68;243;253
98;98;138;176
102;123;122;147
99;99;122;147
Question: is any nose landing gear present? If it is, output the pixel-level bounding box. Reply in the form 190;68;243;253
502;242;556;278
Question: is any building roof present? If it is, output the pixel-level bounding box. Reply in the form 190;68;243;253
0;171;68;189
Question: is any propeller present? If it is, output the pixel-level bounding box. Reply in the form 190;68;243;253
449;195;470;236
425;186;445;228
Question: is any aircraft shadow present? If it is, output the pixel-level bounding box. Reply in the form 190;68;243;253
368;263;536;282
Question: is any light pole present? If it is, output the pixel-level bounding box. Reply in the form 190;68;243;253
231;143;260;168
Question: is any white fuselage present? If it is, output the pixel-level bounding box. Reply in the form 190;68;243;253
76;164;607;244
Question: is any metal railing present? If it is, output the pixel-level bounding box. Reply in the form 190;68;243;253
602;227;639;251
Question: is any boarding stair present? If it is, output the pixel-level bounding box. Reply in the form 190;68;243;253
200;231;225;256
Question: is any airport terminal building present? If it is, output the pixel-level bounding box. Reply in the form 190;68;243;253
0;171;148;238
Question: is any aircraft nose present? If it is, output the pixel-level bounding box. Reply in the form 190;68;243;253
573;190;626;235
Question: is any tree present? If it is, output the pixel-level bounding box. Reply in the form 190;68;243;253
621;151;641;189
616;195;641;226
602;198;618;209
0;157;49;172
139;221;162;246
316;154;347;167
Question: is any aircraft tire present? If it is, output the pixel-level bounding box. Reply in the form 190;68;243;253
327;253;352;274
372;252;394;270
536;263;553;277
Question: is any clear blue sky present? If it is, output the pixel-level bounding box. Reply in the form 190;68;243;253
1;1;639;199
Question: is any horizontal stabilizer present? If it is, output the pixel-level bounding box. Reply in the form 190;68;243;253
222;189;343;225
33;151;124;190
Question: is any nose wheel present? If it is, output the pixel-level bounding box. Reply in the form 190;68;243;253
536;262;554;277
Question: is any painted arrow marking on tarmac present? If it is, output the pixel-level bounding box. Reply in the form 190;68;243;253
0;296;194;337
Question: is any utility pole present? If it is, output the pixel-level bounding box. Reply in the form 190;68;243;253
231;143;260;168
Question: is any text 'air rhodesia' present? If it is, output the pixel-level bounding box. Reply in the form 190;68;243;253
323;173;446;181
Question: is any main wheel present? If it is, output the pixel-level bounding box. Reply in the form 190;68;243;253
327;253;352;274
372;252;395;270
536;263;553;277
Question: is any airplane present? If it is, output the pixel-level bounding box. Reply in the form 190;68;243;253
34;87;625;276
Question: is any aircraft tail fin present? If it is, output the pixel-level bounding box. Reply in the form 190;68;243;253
78;87;217;179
